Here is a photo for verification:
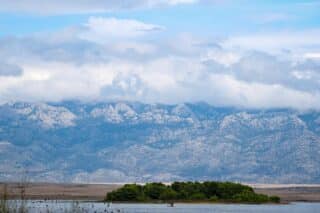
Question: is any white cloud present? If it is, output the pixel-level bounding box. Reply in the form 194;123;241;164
79;17;164;43
0;61;23;76
101;73;148;101
203;49;240;66
224;30;320;54
0;17;319;109
304;53;320;59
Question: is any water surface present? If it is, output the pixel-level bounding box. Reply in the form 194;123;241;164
15;201;320;213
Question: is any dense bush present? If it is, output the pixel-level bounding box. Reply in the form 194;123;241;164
159;188;178;201
270;196;281;203
105;181;280;203
232;191;270;203
105;184;144;201
144;183;168;199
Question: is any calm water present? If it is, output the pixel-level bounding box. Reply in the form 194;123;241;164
9;201;320;213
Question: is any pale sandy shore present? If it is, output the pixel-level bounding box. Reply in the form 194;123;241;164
248;183;320;189
0;182;121;200
251;184;320;203
1;182;320;202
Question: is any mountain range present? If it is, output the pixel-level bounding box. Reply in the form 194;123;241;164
0;101;319;183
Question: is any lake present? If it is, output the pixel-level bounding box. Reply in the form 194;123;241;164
11;201;320;213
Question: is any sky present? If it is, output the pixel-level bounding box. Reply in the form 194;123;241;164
0;0;320;109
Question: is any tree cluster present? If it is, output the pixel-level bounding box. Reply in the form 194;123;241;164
105;181;280;203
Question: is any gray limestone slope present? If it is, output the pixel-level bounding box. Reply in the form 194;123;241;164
0;101;319;183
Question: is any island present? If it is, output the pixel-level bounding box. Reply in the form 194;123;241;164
105;181;280;204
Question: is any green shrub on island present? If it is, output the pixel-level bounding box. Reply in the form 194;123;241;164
269;195;281;203
232;190;270;203
105;181;280;203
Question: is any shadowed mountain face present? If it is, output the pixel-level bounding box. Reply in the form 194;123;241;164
0;101;319;183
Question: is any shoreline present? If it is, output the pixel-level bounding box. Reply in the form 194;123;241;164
1;182;320;203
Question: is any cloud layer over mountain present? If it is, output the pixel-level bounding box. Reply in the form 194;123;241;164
0;13;319;109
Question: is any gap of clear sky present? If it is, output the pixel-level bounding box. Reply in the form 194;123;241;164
1;1;319;36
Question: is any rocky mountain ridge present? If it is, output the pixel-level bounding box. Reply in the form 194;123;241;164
0;101;319;183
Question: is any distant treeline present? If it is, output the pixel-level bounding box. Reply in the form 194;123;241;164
105;181;280;203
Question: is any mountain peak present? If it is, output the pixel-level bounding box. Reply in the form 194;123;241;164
0;101;319;183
